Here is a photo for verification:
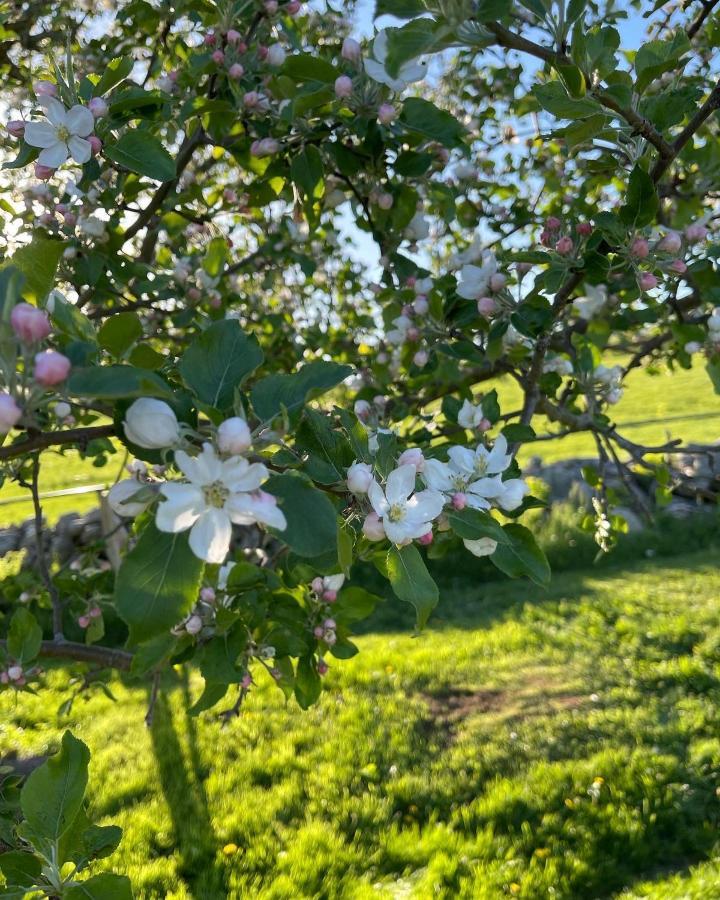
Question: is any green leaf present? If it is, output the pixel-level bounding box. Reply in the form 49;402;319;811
65;874;133;900
114;522;204;644
334;586;382;625
199;626;248;683
190;681;229;716
2;237;64;302
68;365;174;400
566;0;587;25
295;408;354;484
490;524;551;586
556;63;586;98
290;146;324;200
400;98;466;148
619;164;658;228
105;130;176;181
385;20;443;78
0;851;42;888
264;472;338;558
81;824;123;860
178;319;263;411
501;423;536;443
21;732;89;842
635;31;690;94
706;357;720;394
203;237;228;277
386;544;439;628
446;507;506;543
295;655;321;709
281;54;340;84
375;0;426;16
98;312;143;358
534;82;603;119
7;609;42;665
251;360;352;423
94;57;134;96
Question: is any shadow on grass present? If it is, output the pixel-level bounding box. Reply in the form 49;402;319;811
149;672;227;899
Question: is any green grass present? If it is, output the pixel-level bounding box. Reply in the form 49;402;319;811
2;551;720;898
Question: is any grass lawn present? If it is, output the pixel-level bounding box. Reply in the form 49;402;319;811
2;551;720;898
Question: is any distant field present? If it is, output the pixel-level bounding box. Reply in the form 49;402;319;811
2;552;719;898
1;357;718;526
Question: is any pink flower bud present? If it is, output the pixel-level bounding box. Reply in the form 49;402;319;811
204;32;216;46
311;577;324;593
227;29;242;44
0;672;8;684
88;135;102;156
418;530;433;546
540;229;553;247
363;511;386;542
546;216;561;230
34;163;55;180
7;665;23;681
212;49;225;64
34;80;57;97
477;296;497;317
267;44;286;66
264;0;278;13
516;262;532;276
34;350;71;386
243;90;260;107
0;393;22;434
347;461;373;493
317;658;329;675
88;97;108;118
685;223;708;243
669;258;687;274
555;236;574;255
11;302;51;343
314;625;324;638
342;38;361;63
241;673;252;688
257;45;268;61
377;192;393;210
335;75;353;99
378;103;396;125
406;326;420;342
413;349;428;367
399;447;425;471
639;272;658;291
658;231;682;254
489;273;507;292
63;212;77;227
323;618;336;629
354;399;371;422
6;120;25;138
322;590;337;602
250;137;279;157
413;296;429;315
217;416;252;454
78;615;90;629
186;615;203;635
576;222;592;236
188;287;201;301
452;492;467;510
630;237;649;258
200;587;216;603
478;417;491;432
287;0;301;12
89;605;102;618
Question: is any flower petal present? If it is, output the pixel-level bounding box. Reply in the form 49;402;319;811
65;104;94;137
367;479;388;518
225;492;287;530
399;59;427;83
38;142;69;168
406;489;445;523
156;483;204;532
373;30;389;64
175;443;222;485
422;458;453;493
447;446;475;477
324;574;345;592
222;458;268;493
189;508;232;564
67;135;91;165
386;464;416;505
486;434;511;474
40;97;68;127
463;537;497;557
23;122;59;149
467;475;504;500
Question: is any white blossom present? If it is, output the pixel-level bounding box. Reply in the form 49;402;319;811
24;97;94;168
573;284;607;320
457;399;485;429
455;253;498;300
368;464;444;545
124;398;180;449
364;30;427;92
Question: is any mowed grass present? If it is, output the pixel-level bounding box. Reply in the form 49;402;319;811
2;553;720;898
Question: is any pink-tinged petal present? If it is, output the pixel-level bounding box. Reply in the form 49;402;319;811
226;492;287;530
23;122;58;148
406;489;445;523
367;479;388;518
386;464;416;505
156;483;204;532
40;97;67;126
422;458;453;493
189;508;232;563
67;135;91;164
65;104;94;137
37;142;68;168
222;458;268;492
175;444;221;485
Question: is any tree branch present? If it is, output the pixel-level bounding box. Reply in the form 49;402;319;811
0;639;134;671
652;79;720;181
0;425;116;462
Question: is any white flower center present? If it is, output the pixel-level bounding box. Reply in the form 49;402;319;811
203;480;229;508
474;457;488;477
56;125;71;142
451;474;467;491
387;502;406;523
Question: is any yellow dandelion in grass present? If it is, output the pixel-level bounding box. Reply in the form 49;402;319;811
222;843;239;856
385;665;394;674
593;776;604;785
534;847;551;859
509;883;521;895
564;798;575;809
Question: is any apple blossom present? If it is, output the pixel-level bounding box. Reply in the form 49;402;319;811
413;349;428;367
456;253;499;300
354;399;371;422
185;615;203;635
477;297;497;317
573;284;607;319
398;448;425;472
10;302;51;342
53;401;71;419
217;417;252;454
0;393;22;433
335;75;353;99
342;37;361;63
24;97;94;168
364;30;427;92
108;479;153;518
88;97;108;118
368;465;444;545
347;462;373;493
685;341;702;354
34;350;70;385
251;138;279;157
463;537;498;557
124;398;180;449
156;443;286;563
639;272;658;291
267;44;286;66
658;231;682;253
413;296;429;315
34;80;57;97
630;237;649;258
200;587;216;603
6;120;25;138
686;223;708;242
555;236;574;255
457;399;486;430
377;103;396;124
